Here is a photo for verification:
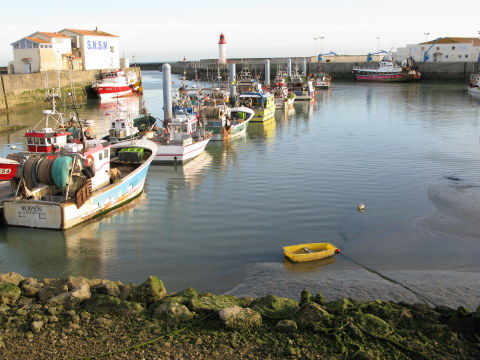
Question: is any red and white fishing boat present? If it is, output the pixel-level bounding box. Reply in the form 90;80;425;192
352;53;421;82
91;70;142;99
0;158;18;181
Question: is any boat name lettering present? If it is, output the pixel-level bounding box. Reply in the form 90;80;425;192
20;205;43;214
0;169;11;174
87;40;109;50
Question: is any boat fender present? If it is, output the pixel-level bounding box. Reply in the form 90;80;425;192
85;155;95;171
335;248;341;254
82;166;95;179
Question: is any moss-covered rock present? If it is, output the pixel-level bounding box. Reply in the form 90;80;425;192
0;281;21;305
314;292;327;306
219;305;262;330
300;290;314;306
326;297;355;314
84;294;143;316
353;312;392;337
250;295;299;319
127;276;166;305
275;319;298;333
0;273;24;286
295;302;330;328
189;294;240;314
158;287;198;305
152;301;194;322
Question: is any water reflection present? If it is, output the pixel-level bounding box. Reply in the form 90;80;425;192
283;256;336;272
248;118;276;141
293;101;313;119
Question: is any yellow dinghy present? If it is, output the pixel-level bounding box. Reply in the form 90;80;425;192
283;243;340;263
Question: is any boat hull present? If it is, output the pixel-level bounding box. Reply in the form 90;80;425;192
468;86;480;93
153;136;211;163
2;140;157;230
283;243;338;263
93;86;136;99
353;71;421;82
251;106;275;122
207;121;249;141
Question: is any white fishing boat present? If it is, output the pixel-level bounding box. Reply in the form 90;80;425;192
2;137;157;230
150;106;212;163
91;70;142;99
313;70;332;89
287;67;315;101
352;53;421;82
201;105;254;141
270;81;295;109
468;73;480;93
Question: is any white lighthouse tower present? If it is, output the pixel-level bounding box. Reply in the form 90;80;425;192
218;33;227;64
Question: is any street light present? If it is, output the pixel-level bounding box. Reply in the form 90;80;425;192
314;36;324;55
424;32;430;43
377;37;380;52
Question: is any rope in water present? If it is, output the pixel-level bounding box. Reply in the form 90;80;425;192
338;251;438;307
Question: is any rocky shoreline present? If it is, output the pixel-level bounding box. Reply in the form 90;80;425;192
1;272;480;359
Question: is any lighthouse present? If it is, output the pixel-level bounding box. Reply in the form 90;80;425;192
218;33;227;64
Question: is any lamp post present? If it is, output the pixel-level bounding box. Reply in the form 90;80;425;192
424;32;430;43
377;37;380;52
314;36;324;56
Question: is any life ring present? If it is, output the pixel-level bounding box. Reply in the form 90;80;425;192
85;155;95;171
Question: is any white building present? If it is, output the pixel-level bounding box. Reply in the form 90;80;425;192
8;28;121;74
8;32;75;74
395;37;480;63
58;28;120;70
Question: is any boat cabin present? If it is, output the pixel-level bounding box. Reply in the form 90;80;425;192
25;127;71;153
238;93;274;110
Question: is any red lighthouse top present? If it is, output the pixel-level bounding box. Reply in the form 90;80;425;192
218;33;226;45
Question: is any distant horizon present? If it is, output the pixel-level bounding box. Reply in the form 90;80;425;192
1;0;478;67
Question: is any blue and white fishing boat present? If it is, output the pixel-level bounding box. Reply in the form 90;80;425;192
2;137;157;230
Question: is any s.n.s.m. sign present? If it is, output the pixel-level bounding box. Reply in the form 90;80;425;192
87;40;108;50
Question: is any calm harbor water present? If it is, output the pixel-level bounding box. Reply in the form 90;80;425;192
1;71;480;304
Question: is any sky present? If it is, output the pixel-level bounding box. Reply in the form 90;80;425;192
1;0;479;65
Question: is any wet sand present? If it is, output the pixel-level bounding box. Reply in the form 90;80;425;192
227;264;480;309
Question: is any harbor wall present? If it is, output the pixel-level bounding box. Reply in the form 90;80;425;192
0;67;141;113
138;60;480;83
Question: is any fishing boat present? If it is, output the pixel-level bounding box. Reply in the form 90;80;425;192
237;92;275;122
468;73;480;93
201;105;254;141
91;70;142;99
0;158;19;181
270;82;295;109
287;68;315;101
2;137;157;230
313;70;332;89
352;54;421;82
283;243;340;263
150;105;212;163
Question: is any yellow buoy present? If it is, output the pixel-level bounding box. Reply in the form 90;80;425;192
358;203;365;212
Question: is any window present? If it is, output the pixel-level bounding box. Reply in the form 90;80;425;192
34;138;39;144
104;149;109;158
452;46;455;50
99;153;103;161
436;47;440;50
458;55;462;59
27;138;33;144
445;55;449;59
465;55;468;58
